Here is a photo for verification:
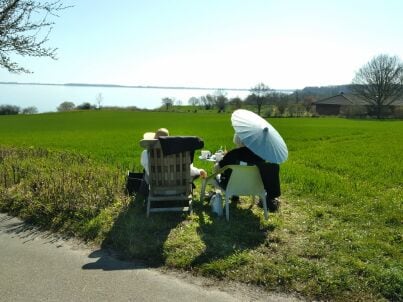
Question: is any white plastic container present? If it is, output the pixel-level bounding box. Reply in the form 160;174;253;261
210;193;223;216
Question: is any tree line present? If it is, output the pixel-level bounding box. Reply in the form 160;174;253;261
160;85;318;118
0;104;37;115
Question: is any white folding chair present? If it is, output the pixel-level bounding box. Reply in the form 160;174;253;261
200;165;268;221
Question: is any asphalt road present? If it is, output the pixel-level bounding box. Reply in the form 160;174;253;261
0;213;301;302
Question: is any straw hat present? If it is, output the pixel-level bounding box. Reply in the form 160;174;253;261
143;128;169;139
143;132;156;140
140;128;169;147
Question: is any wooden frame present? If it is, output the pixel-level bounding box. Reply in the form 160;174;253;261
146;141;193;217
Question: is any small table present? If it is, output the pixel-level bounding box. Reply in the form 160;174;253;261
198;155;218;162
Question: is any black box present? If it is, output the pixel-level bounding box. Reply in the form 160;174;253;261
125;172;144;195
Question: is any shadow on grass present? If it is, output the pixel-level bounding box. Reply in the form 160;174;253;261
82;195;269;271
98;196;184;267
191;200;267;266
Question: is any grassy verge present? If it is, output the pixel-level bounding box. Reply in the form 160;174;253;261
0;147;129;238
0;146;401;301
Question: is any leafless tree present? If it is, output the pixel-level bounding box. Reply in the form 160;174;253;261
200;94;215;110
21;105;37;114
161;97;174;110
302;95;316;112
188;96;199;106
0;0;69;73
213;89;228;112
96;93;103;109
250;82;271;115
352;54;403;118
229;96;242;109
57;101;74;112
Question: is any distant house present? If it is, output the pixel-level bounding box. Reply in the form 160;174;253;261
313;93;367;115
314;93;403;116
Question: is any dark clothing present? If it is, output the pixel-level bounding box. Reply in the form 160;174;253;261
218;147;265;189
158;136;204;162
217;147;281;199
257;162;281;199
218;146;264;168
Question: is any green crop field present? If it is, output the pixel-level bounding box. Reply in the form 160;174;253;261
0;110;402;301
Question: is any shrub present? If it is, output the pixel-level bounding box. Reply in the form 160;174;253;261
76;102;96;110
340;105;368;118
286;103;306;117
21;106;38;114
0;104;20;115
57;101;75;112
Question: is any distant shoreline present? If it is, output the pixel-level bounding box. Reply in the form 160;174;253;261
0;81;295;93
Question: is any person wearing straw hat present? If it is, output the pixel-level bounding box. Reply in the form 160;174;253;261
140;128;207;180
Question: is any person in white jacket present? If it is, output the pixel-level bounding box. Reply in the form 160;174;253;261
140;128;207;179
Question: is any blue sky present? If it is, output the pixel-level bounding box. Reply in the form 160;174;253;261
1;0;403;89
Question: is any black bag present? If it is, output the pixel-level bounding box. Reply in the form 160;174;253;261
125;172;144;195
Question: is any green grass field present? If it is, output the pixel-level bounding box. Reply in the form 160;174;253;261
0;111;402;301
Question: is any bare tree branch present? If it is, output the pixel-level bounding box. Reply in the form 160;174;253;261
0;0;70;73
352;54;403;118
250;82;271;116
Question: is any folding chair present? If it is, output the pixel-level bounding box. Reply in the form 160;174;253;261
145;141;193;217
200;165;268;221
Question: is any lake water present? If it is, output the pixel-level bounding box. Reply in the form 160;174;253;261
0;83;253;113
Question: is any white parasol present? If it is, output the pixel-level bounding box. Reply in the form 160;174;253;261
231;109;288;164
